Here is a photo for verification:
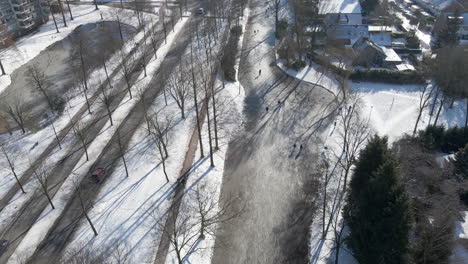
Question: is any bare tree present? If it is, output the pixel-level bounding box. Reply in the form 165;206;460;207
137;86;151;135
414;84;435;135
72;120;90;161
168;62;191;119
64;0;73;20
200;69;214;167
120;50;133;99
34;161;54;209
47;0;60;33
190;40;204;158
73;71;92;115
273;0;281;30
98;82;115;126
150;114;172;182
116;128;129;178
26;64;54;110
188;184;240;239
73;177;98;236
336;97;370;194
57;0;67;27
156;183;240;264
0;96;29;134
0;144;25;193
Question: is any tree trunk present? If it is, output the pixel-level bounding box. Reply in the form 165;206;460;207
210;75;219;150
83;86;91;115
413;110;423;136
103;60;112;89
80;53;88;91
12;169;25;194
82;140;89;161
0;59;5;75
106;106;113;126
117;18;124;44
122;151;129;177
48;0;60;33
57;0;67;27
85;211;98;236
449;97;455;108
434;96;446;126
45;191;55;209
52;123;61;149
429;88;440;116
65;0;73;20
191;44;204;158
205;95;214;167
465;98;468;127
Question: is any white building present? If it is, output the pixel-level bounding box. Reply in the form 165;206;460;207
319;0;367;46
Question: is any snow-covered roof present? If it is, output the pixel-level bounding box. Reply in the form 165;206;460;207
318;0;362;14
369;32;392;46
396;63;416;71
368;26;393;32
381;47;402;62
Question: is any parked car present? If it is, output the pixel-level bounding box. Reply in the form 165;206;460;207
91;168;107;183
0;240;9;257
197;8;205;15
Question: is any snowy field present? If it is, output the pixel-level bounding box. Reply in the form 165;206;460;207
0;4;155;94
0;4;157;201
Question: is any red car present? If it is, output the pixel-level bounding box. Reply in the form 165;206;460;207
91;168;107;183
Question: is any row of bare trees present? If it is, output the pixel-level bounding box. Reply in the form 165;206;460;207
316;95;370;263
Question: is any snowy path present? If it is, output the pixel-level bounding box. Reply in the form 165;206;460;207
211;0;337;263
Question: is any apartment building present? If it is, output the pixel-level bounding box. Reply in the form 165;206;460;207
0;0;50;46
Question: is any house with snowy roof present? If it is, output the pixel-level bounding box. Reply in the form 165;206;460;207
318;0;368;46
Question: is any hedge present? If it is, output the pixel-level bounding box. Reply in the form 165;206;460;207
417;125;468;153
221;25;242;81
350;69;424;84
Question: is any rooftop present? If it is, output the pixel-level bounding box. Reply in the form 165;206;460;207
318;0;362;14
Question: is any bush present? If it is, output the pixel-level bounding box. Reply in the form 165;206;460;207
350;69;424;84
459;190;468;206
453;144;468;178
417;125;445;150
289;59;306;70
51;95;66;115
275;19;288;39
417;125;468;153
221;26;242;81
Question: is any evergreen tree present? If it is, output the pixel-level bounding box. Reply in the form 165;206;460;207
360;0;379;14
436;12;462;48
344;135;413;264
453;143;468;178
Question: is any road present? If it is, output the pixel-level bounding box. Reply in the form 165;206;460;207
211;0;338;263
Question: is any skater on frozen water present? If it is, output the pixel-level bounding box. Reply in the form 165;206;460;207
259;69;262;76
266;106;269;112
278;100;281;105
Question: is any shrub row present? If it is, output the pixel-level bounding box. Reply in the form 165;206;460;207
221;25;242;81
349;69;424;84
417;125;468;153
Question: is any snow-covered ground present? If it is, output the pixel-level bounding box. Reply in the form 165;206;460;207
165;8;249;263
0;4;154;94
0;4;157;201
452;211;468;264
5;16;188;264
